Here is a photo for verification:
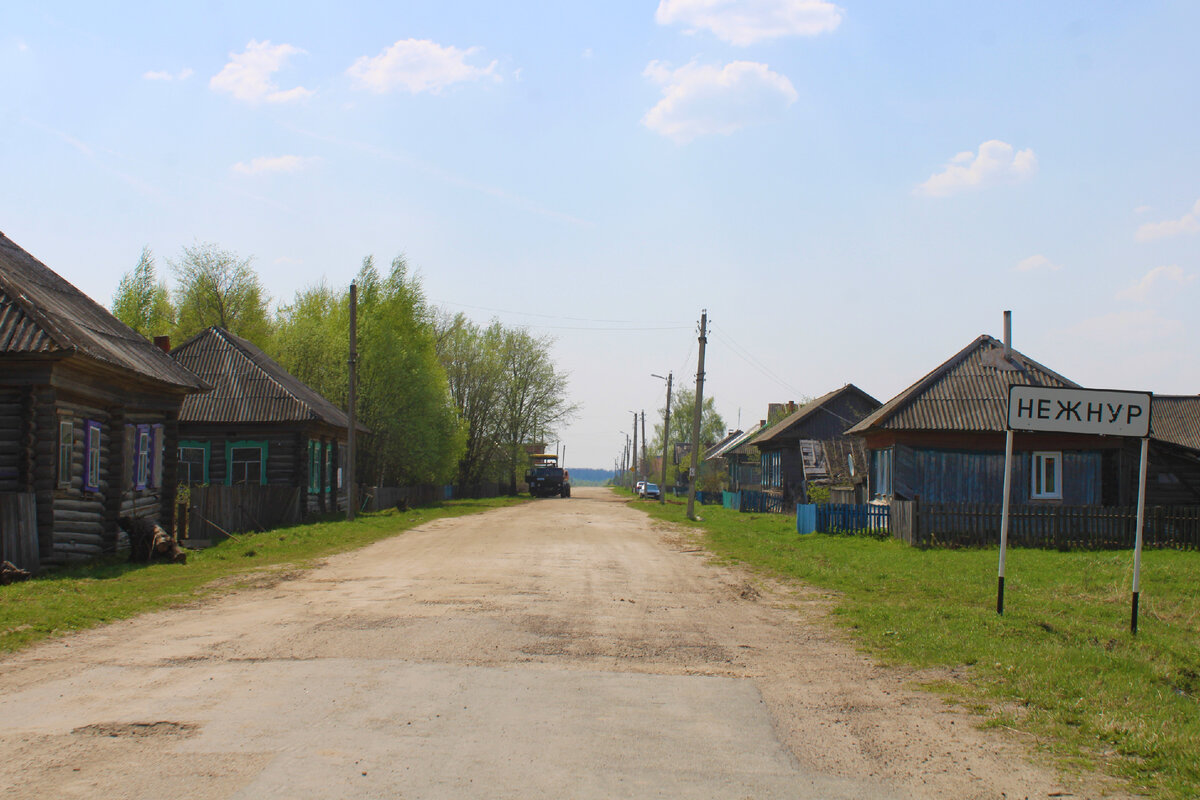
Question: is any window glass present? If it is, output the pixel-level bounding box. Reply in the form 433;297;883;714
231;447;263;484
85;422;102;490
136;427;151;489
871;448;893;499
1032;452;1063;499
179;446;207;484
58;420;74;488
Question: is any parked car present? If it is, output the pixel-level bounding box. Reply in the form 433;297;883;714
635;480;647;495
640;482;660;500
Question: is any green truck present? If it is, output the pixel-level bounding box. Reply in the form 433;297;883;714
526;454;571;498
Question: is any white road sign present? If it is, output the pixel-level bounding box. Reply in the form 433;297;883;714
1007;386;1152;438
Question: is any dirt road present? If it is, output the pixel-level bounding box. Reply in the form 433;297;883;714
0;488;1125;799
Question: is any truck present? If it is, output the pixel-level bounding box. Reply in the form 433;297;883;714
525;454;570;498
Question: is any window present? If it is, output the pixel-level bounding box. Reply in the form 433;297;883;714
57;419;74;488
760;451;782;488
870;448;893;499
308;440;322;492
227;440;268;486
178;441;210;484
84;421;101;491
1032;451;1062;500
134;425;151;490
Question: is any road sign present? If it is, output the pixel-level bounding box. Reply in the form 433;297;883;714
1007;386;1152;438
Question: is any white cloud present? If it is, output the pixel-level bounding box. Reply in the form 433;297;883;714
1135;198;1200;242
1015;254;1061;272
655;0;843;45
1116;264;1196;302
346;39;498;94
210;40;312;104
642;60;797;143
231;155;317;175
144;67;194;81
915;140;1037;197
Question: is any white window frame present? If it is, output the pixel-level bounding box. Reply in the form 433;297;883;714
85;421;102;491
1032;451;1063;500
57;419;74;488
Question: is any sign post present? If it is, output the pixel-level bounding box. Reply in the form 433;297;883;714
1004;386;1152;626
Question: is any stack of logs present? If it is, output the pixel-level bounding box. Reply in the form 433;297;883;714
119;516;187;564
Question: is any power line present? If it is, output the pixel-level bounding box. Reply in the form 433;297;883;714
709;323;807;399
434;299;690;327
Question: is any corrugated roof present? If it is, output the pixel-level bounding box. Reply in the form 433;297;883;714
706;423;767;461
753;384;881;445
846;335;1079;435
1151;396;1200;450
172;326;358;429
0;231;208;390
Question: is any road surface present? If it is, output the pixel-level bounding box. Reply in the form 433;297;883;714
0;488;1124;799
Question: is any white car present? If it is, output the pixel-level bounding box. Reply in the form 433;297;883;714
635;480;647;495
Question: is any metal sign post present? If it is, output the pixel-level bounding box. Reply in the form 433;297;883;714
997;428;1014;614
1004;385;1153;627
1132;436;1149;634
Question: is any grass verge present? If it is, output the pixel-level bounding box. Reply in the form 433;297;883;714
629;492;1200;800
0;496;525;655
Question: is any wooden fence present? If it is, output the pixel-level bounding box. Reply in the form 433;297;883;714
723;490;784;513
813;498;1200;550
0;492;38;572
186;486;302;543
814;502;890;534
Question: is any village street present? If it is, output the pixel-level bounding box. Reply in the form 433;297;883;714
0;489;1119;799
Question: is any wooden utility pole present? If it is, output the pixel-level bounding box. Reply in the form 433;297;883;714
631;412;638;482
687;310;708;521
640;411;647;480
347;282;358;521
658;372;672;504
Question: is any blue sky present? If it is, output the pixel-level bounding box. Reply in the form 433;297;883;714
2;1;1197;469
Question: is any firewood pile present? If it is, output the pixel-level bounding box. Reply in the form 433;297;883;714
0;561;31;585
119;516;188;564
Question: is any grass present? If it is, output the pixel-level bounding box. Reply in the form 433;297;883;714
0;496;525;655
627;491;1200;800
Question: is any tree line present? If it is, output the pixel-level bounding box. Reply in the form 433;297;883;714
111;243;574;491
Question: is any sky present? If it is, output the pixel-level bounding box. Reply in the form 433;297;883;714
2;1;1197;470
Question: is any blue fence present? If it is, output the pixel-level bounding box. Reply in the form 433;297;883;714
795;502;891;534
721;490;784;513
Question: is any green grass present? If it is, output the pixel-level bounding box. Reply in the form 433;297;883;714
628;492;1200;800
0;496;525;655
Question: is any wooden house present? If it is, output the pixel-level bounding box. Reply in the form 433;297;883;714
753;384;881;505
0;232;208;569
169;326;362;514
705;424;766;492
845;335;1200;507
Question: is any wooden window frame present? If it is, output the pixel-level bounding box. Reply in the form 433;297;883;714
227;440;268;486
134;424;151;490
871;448;893;500
178;440;210;485
57;418;74;489
83;420;101;492
1032;451;1063;500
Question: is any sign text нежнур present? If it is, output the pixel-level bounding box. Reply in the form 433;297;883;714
1007;386;1152;438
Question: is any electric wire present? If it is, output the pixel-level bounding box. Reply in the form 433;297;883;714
709;323;807;399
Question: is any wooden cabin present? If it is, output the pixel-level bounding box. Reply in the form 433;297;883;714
845;335;1200;507
0;231;208;570
752;384;881;505
169;326;362;514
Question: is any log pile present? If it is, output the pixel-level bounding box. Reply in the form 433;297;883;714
119;516;187;564
1;561;32;585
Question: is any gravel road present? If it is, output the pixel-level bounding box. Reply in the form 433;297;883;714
0;488;1129;799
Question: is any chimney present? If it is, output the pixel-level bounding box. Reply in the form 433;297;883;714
1003;310;1012;361
154;335;171;353
787;400;797;413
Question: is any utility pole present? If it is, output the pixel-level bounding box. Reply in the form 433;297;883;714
631;412;638;482
640;411;647;481
653;372;673;504
687;310;708;521
346;282;358;521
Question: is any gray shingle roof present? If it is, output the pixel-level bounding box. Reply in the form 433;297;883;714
753;384;881;445
846;335;1078;435
172;326;360;430
0;231;208;391
1151;396;1200;450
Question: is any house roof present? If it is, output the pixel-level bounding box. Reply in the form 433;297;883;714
0;231;207;391
753;384;881;445
703;429;745;461
172;326;361;430
846;335;1078;435
1151;396;1200;451
706;423;767;461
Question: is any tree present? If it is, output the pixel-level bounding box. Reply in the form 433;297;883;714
171;242;272;345
495;327;577;494
434;312;507;492
352;256;465;486
111;246;174;338
649;387;726;456
272;282;346;403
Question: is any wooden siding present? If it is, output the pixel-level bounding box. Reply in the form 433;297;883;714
898;447;1101;505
